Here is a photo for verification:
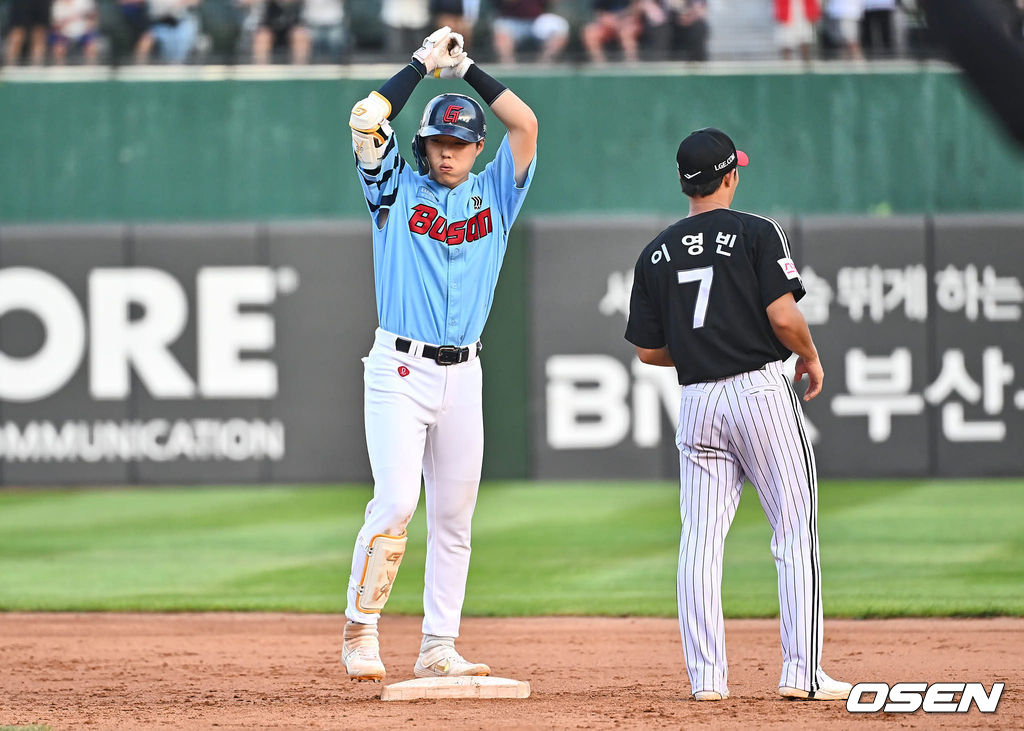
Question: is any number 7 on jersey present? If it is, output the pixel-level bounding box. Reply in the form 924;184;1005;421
677;266;714;328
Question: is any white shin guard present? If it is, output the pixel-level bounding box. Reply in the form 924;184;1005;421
354;532;407;614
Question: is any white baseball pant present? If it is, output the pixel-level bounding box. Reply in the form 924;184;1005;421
345;328;484;638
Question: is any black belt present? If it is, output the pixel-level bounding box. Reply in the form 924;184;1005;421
395;337;482;366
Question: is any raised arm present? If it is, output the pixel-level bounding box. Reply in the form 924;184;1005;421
349;26;465;169
436;43;538;186
488;89;539;187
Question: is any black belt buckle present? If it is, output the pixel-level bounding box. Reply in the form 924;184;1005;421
434;345;463;366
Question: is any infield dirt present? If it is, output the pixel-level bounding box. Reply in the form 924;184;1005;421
0;614;1020;729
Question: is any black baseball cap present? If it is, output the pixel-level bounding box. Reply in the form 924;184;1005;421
676;127;749;186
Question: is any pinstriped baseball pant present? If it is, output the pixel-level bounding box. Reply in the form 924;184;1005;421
676;360;823;696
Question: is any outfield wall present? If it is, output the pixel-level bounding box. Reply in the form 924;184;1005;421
2;68;1024;224
0;216;1021;484
2;68;1021;482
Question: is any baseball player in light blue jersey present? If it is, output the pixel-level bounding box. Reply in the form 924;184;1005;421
342;27;537;683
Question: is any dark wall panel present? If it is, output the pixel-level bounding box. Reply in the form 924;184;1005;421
529;216;683;480
131;224;265;483
0;225;131;485
525;214;1023;479
932;215;1024;476
2;215;1021;484
800;217;931;477
266;221;376;483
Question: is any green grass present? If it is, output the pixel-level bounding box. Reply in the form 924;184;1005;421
0;481;1021;617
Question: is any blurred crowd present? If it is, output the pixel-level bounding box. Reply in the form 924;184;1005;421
2;0;1023;66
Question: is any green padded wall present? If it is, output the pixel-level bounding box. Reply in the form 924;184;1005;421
2;69;1022;223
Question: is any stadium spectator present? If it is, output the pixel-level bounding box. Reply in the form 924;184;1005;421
4;0;51;64
430;0;478;46
896;0;932;58
775;0;820;60
253;0;309;63
859;0;895;56
147;0;198;62
194;0;246;62
665;0;709;61
823;0;864;59
635;0;669;59
302;0;344;61
380;0;429;61
118;0;155;63
49;0;100;63
636;0;708;62
491;0;569;63
583;0;643;63
49;0;99;61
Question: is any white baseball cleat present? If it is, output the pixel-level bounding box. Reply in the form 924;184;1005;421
779;671;852;700
342;621;386;682
693;690;728;701
413;646;491;678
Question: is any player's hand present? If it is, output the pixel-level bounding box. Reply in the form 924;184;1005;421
412;26;460;74
435;54;474;79
433;32;471;77
794;356;823;402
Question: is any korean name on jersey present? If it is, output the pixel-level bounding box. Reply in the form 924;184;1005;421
626;210;806;386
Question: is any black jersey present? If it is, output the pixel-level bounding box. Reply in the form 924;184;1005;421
624;208;805;386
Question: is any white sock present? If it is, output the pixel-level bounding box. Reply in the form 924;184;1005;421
345;620;378;641
420;634;455;654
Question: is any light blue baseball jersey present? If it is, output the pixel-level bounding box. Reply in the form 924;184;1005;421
355;130;536;347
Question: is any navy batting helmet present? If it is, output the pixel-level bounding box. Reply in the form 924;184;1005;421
412;93;486;175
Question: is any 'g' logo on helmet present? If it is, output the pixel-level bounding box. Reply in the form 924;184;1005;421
442;105;463;124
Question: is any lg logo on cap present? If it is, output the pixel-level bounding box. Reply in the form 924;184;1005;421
713;152;736;172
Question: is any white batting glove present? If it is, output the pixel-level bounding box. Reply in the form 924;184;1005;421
432;31;469;77
412;26;457;74
435;55;474;79
437;31;466;64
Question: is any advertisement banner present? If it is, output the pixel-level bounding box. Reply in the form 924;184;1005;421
267;221;376;483
931;216;1024;476
0;223;377;485
130;224;269;483
528;215;1024;479
530;216;689;480
0;225;132;485
800;217;931;477
2;215;1020;484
